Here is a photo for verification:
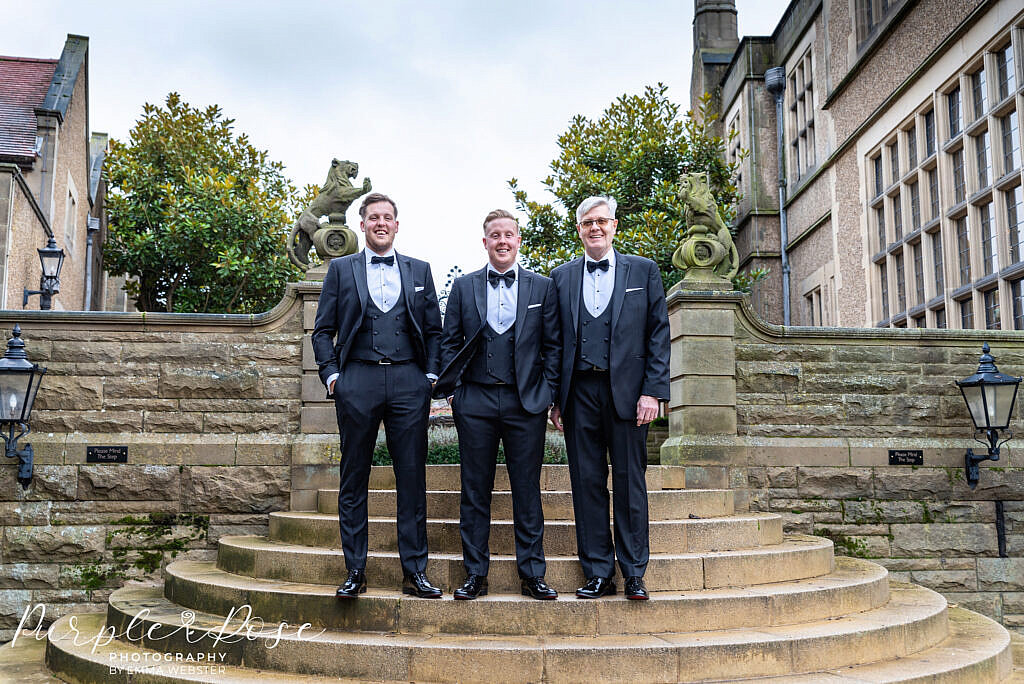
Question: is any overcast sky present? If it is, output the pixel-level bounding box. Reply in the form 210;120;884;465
3;0;785;292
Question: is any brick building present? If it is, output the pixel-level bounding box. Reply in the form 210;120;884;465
0;34;125;312
694;0;1023;329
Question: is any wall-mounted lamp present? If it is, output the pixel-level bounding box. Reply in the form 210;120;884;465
0;326;46;488
23;236;65;310
956;343;1021;489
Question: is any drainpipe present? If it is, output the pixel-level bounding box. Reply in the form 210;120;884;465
765;66;791;326
83;216;99;310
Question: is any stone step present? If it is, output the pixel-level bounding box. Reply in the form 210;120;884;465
365;464;686;492
318;487;735;520
269;510;783;554
215;534;835;592
1014;632;1024;680
28;604;1017;683
741;607;1011;682
84;584;948;682
0;632;61;683
43;613;376;683
162;556;889;636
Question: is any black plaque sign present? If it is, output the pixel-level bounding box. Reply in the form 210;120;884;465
86;446;128;463
888;449;923;466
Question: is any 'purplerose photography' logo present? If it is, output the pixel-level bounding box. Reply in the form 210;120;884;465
10;602;327;674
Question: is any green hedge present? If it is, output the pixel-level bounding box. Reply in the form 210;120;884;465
372;426;567;465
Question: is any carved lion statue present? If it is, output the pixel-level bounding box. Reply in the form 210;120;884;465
287;159;371;269
675;172;739;280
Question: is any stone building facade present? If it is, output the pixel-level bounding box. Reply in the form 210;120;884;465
693;0;1024;329
0;34;125;313
662;285;1024;632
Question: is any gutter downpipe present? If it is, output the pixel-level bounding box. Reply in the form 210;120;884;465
83;217;99;311
765;66;791;326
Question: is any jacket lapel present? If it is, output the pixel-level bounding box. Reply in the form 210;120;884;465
473;267;487;328
569;257;583;331
610;249;629;329
396;253;423;336
514;267;532;348
352;252;368;315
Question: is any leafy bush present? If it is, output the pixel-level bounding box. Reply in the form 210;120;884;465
371;425;567;465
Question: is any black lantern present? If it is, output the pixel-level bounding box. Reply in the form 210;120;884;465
956;343;1021;489
0;326;46;488
23;236;65;310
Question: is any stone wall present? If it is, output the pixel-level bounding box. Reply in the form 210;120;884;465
663;286;1024;631
0;283;329;640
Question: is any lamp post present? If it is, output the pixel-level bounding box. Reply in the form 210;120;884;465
0;325;46;489
956;343;1021;489
23;236;65;310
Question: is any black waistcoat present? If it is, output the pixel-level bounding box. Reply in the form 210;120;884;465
348;296;415;362
575;291;612;372
463;323;516;384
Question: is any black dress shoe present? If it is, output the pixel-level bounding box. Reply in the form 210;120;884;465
624;576;649;600
402;571;443;598
521;576;557;600
575;576;616;599
453;574;488;600
336;569;366;599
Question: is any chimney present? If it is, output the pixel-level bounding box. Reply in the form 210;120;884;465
690;0;739;120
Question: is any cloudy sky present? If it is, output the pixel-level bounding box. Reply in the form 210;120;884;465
4;0;785;291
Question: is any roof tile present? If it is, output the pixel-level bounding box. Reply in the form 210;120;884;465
0;56;58;162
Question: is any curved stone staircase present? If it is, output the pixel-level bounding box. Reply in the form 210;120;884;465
40;465;1014;682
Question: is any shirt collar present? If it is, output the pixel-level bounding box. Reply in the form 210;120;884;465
365;248;397;265
486;262;519;276
584;249;615;269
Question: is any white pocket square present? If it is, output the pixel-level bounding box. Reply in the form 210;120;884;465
415;286;425;292
528;303;542;309
625;287;644;293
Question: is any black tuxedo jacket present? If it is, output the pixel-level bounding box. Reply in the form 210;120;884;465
550;250;670;420
311;251;443;388
434;266;560;415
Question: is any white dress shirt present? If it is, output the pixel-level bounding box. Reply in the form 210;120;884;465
486;263;518;334
582;249;615;318
366;248;401;312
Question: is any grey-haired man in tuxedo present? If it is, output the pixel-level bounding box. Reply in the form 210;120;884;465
549;196;670;600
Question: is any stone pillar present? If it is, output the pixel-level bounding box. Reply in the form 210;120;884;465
660;287;745;502
298;281;335;434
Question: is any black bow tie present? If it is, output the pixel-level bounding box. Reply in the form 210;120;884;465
370;255;394;266
587;259;609;273
487;269;516;288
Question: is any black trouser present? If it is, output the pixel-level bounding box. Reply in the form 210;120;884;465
334;361;431;576
564;370;649;579
452;382;547;578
